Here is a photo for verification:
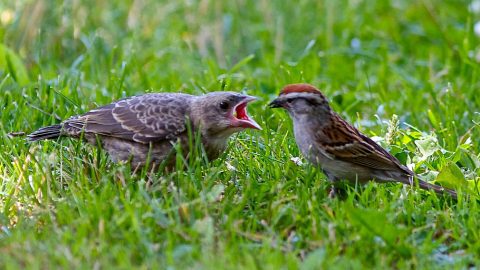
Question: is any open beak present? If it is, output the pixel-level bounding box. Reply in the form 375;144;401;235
268;98;283;108
231;95;262;130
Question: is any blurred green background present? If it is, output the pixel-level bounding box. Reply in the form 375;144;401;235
1;0;479;268
1;0;480;142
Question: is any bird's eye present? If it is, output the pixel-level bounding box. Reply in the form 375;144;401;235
219;101;229;110
286;98;294;103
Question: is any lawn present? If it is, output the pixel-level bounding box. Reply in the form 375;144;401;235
1;0;480;268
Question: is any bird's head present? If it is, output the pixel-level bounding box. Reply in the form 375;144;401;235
191;91;261;138
269;83;332;118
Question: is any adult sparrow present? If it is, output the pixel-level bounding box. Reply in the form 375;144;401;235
269;83;457;199
29;91;261;170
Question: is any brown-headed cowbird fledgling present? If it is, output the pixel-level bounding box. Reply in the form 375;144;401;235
269;83;457;199
28;91;261;170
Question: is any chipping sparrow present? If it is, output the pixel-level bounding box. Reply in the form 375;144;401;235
29;91;261;170
269;83;457;199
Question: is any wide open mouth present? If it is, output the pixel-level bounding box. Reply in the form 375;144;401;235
231;96;261;130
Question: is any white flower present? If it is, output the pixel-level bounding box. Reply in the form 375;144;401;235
350;38;361;50
470;0;480;13
474;21;480;36
225;161;236;171
290;157;303;166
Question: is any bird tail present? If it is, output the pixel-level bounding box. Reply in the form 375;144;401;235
27;124;63;141
416;178;458;200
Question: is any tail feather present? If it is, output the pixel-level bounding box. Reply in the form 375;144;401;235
27;124;63;141
416;179;458;200
380;170;458;199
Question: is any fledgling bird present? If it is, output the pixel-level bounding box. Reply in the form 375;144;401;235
269;83;457;199
28;91;261;170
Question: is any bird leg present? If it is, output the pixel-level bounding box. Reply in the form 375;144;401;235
328;185;337;198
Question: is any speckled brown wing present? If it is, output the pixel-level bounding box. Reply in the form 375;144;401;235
319;114;408;172
62;93;194;143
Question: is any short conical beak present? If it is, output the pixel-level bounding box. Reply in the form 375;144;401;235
268;98;282;108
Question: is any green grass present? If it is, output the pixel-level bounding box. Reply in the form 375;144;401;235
1;0;480;268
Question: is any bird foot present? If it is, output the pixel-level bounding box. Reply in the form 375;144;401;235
328;186;337;199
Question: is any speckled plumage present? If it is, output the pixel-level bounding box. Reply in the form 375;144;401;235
29;92;260;170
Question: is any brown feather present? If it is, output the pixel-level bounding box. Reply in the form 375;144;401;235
320;115;408;173
63;93;193;143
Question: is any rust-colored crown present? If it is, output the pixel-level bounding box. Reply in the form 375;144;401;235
280;83;323;96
